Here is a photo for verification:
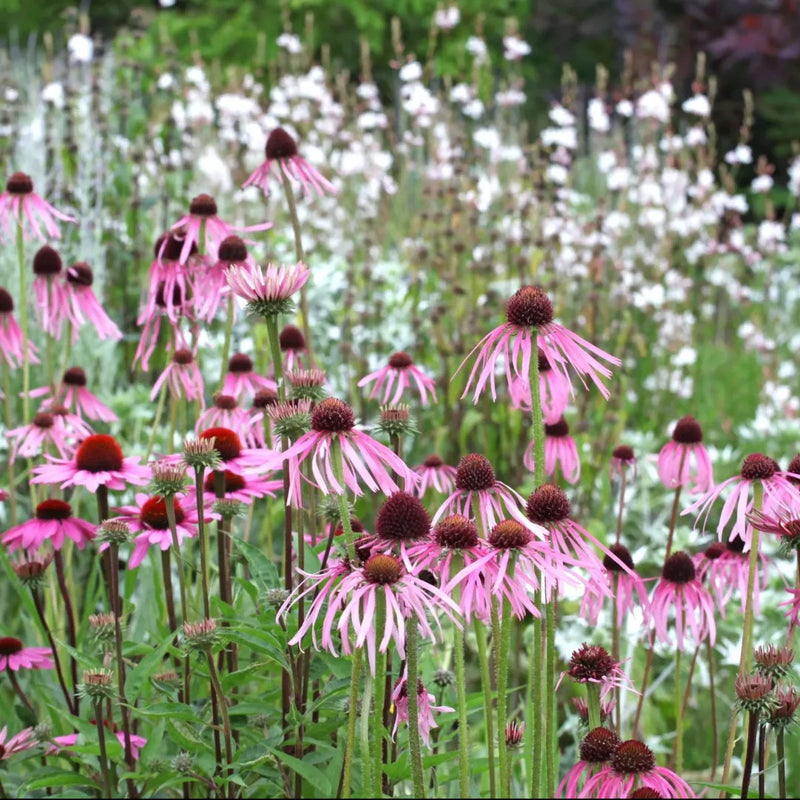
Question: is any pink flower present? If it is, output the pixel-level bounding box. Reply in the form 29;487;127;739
609;445;637;482
432;453;535;533
779;587;800;637
202;469;281;504
226;260;310;315
558;727;620;799
62;262;122;343
32;434;150;493
35;367;117;423
358;351;438;405
143;232;197;326
196;394;258;443
0;287;40;367
0;726;37;759
412;455;458;497
683;453;798;550
7;411;77;462
456;286;620;404
50;727;147;761
243;127;338;197
510;348;571;423
195;235;249;322
167;193;271;264
31;245;71;337
193;427;276;477
562;643;639;704
579;739;696;797
2;499;95;551
222;353;276;402
657;415;713;494
0;636;53;671
281;553;460;675
151;347;205;403
391;673;454;748
279;324;308;372
650;551;716;650
274;398;417;508
0;172;76;242
524;416;581;484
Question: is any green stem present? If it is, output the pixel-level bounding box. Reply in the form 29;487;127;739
777;729;786;799
219;296;234;388
94;699;115;799
740;710;759;800
496;597;513;797
675;646;683;773
206;648;234;791
664;448;687;560
193;467;212;618
525;618;540;796
406;623;425;799
264;313;285;401
342;648;363;800
528;334;545;487
360;670;374;797
31;588;75;714
165;498;190;705
371;591;387;797
452;572;470;797
1;362;18;526
545;598;557;797
586;682;602;731
16;220;30;426
144;384;168;463
475;617;497;798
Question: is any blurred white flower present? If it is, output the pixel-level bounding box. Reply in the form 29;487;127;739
587;97;610;132
546;163;568;184
495;88;526;107
751;174;774;193
157;73;175;90
541;126;577;149
196;146;233;194
681;94;710;117
277;33;302;54
503;35;531;61
616;99;633;117
466;36;488;63
548;104;575;127
67;33;93;64
724;144;752;165
434;5;460;30
462;99;484;119
41;82;64;108
473;127;500;151
636;89;670;123
685;126;707;147
159;0;176;6
399;61;423;82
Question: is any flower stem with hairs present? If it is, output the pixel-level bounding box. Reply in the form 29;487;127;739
1;362;18;526
452;564;470;796
406;622;426;799
54;550;79;713
475;618;497;798
342;647;363;800
94;699;114;799
496;596;513;796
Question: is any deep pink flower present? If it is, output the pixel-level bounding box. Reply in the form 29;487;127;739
142;232;197;326
273;398;417;508
193;427;276;477
32;434;150;493
0;287;40;367
412;455;458;497
456;286;620;404
651;551;716;650
561;643;639;704
558;727;620;799
2;499;95;551
196;394;258;443
222;353;276;402
243;127;338;197
168;193;271;264
202;469;281;504
609;445;637;483
780;587;800;637
50;727;147;761
657;415;713;494
0;726;37;759
7;411;77;462
0;636;53;671
195;235;250;322
683;453;798;549
391;673;454;748
62;262;122;343
0;172;76;242
151;347;205;403
509;348;571;424
226;260;309;313
358;351;438;406
579;739;696;797
31;245;71;337
33;367;117;423
524;416;581;484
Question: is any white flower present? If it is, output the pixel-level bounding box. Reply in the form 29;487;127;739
503;35;531;61
724;144;752;165
596;151;616;173
548;104;575;127
541;126;577;149
636;89;670;123
615;99;633;117
277;33;302;54
41;82;64;109
788;155;800;196
751;174;774;193
473;127;500;151
685;126;707;147
466;36;488;63
157;73;175;90
681;93;710;117
434;5;460;30
462;99;484;119
159;0;176;6
196;146;233;194
495;88;526;107
546;163;569;184
67;33;93;64
587;98;610;132
399;61;423;82
450;83;473;104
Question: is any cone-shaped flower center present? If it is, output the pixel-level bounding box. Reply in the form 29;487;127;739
629;788;664;798
155;229;198;261
75;434;124;472
423;454;443;468
735;673;773;706
279;324;305;351
726;535;746;554
612;444;635;461
505;286;554;327
0;636;24;655
489;519;531;549
782;519;800;540
434;515;479;549
35;499;73;520
363;553;403;585
311;398;355;433
662;551;696;583
611;740;656;774
213;393;238;410
537;347;551;372
526;484;571;523
189;193;217;217
6;172;33;194
218;235;248;262
741;453;778;480
569;643;615;682
203;470;246;494
544;417;570;438
172;349;194;365
33;245;63;276
228;353;254;373
63;366;87;386
155;282;188;308
455;453;495;491
199;427;242;461
672;415;703;444
703;542;725;560
0;288;14;313
252;388;279;408
787;454;800;478
266;127;299;160
140;496;186;529
603;543;635;572
375;492;431;542
579;727;621;763
753;644;794;674
66;262;94;286
388;351;413;369
32;412;54;429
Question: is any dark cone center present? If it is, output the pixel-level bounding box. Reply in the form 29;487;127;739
741;453;777;481
603;543;634;572
0;636;24;655
526;484;571;523
612;444;635;461
35;499;73;520
140;496;186;529
0;288;13;313
311;398;355;433
63;366;87;387
75;434;124;472
375;492;431;542
569;643;615;682
434;515;479;549
6;172;33;194
189;193;217;217
611;740;656;774
388;351;413;369
279;324;306;351
66;262;94;286
33;245;62;276
363;553;403;585
505;286;554;327
672;415;703;444
488;519;531;549
662;551;696;584
218;235;248;262
228;353;254;373
423;454;443;468
33;412;54;429
579;727;621;763
266;127;299;160
455;453;495;491
200;427;242;461
544;417;570;438
172;349;194;365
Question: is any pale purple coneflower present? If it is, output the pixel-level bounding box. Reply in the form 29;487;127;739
357;351;438;406
225;259;309;316
150;347;205;403
7;411;76;462
2;499;95;552
609;444;637;482
0;726;37;759
195;235;248;321
193;427;277;477
243;127;338;197
167;193;272;264
0;171;76;242
651;551;716;650
50;367;117;422
432;453;536;533
62;262;122;343
509;348;571;424
657;415;713;494
561;643;639;704
279;324;307;372
196;394;252;439
273;398;417;508
31;245;71;337
523;416;581;484
391;672;454;748
683;452;798;550
0;637;54;671
412;455;458;497
133;281;196;372
578;739;696;797
221;353;277;402
143;232;197;325
0;288;40;367
557;726;621;799
779;588;800;638
32;433;150;493
51;727;147;761
373;491;432;566
456;285;620;404
202;469;281;504
748;490;800;553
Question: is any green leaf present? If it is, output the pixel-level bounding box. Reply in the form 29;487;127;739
270;748;333;796
125;632;175;701
233;537;280;591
